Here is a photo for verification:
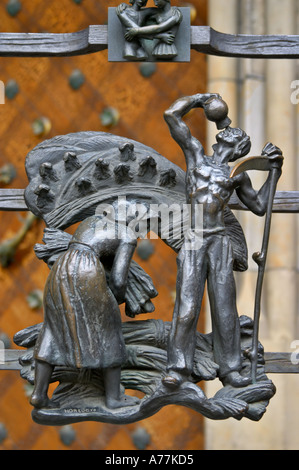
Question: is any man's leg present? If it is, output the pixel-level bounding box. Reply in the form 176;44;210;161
163;243;207;388
103;366;140;409
207;236;250;387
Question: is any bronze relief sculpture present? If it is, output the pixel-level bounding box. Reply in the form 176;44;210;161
13;93;283;425
0;0;297;443
108;0;190;62
30;214;140;411
116;0;183;60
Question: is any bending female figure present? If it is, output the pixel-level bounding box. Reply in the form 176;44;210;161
30;214;140;410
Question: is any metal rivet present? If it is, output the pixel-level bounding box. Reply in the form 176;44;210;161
26;290;43;310
59;425;76;446
100;107;120;127
24;383;34;399
69;69;85;90
6;0;21;17
0;163;17;184
0;423;8;444
137;239;155;261
131;426;151;450
32;117;52;137
5;79;19;100
139;62;157;78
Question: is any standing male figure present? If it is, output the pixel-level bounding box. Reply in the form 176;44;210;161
162;93;283;388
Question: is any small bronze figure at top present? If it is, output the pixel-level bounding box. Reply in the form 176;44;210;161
116;0;183;60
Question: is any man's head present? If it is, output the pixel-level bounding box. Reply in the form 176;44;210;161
215;127;251;162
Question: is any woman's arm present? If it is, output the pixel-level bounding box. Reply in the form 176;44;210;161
109;240;137;303
125;8;182;40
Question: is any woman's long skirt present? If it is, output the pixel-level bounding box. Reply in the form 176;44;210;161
35;246;127;370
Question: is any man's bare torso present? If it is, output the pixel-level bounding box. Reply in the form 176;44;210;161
186;156;235;231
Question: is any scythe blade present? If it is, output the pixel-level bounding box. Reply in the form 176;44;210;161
230;155;272;178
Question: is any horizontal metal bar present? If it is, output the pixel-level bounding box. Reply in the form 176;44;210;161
0;350;297;374
191;27;299;59
0;189;28;211
264;352;299;374
1;189;298;213
0;25;298;59
229;191;299;213
0;350;23;370
0;25;107;57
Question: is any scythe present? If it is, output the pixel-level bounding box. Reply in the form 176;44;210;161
230;155;281;383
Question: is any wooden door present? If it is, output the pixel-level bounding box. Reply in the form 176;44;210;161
0;0;207;450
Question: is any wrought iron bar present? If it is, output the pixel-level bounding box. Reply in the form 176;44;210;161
1;189;299;213
0;349;297;374
0;26;297;58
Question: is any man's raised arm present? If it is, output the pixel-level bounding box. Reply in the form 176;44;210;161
164;93;219;166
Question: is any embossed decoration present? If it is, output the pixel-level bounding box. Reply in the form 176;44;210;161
108;1;190;62
12;93;284;425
